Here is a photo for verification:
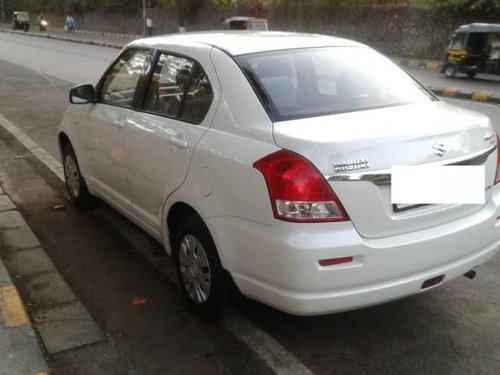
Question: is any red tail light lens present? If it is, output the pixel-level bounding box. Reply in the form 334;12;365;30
253;150;349;222
495;135;500;185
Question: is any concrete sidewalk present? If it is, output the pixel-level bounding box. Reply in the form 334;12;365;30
0;110;106;373
0;186;49;375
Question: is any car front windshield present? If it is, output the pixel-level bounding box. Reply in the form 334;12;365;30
236;47;435;121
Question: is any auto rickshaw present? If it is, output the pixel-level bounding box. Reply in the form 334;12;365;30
12;11;30;32
442;23;500;78
223;16;269;31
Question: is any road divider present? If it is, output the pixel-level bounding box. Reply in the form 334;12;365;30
428;86;500;104
0;27;125;49
395;58;441;70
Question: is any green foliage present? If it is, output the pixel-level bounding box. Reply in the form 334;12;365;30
212;0;236;7
429;0;500;11
4;0;498;16
158;0;176;7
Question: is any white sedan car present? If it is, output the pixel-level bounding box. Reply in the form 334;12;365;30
58;31;500;318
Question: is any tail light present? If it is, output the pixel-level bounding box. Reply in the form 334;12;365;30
495;135;500;185
253;150;349;222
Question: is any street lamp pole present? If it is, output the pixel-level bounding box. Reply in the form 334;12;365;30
142;0;146;36
1;0;4;25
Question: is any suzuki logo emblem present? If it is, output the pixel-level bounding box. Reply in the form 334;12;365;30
432;142;446;157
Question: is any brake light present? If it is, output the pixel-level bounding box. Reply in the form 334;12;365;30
253;150;349;222
495;135;500;185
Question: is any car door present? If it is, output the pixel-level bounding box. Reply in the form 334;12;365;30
124;49;217;232
79;48;151;209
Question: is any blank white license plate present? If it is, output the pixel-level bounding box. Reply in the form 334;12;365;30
391;165;485;205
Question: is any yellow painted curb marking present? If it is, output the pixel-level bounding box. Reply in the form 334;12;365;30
472;91;493;101
33;372;49;375
426;62;439;70
408;60;419;68
0;286;30;327
442;87;459;97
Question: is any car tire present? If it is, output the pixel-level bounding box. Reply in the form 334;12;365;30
443;64;457;78
466;72;476;79
174;215;226;320
62;143;93;209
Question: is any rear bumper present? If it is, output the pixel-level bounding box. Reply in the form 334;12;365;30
208;190;500;316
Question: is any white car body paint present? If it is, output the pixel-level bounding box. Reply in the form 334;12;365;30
58;31;500;316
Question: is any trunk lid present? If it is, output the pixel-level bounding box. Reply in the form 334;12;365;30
273;102;497;238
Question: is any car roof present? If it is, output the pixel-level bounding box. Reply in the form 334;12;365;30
129;31;365;56
456;23;500;33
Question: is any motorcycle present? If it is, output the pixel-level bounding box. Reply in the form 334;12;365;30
38;19;48;32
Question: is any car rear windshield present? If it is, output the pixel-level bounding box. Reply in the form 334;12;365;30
235;47;435;121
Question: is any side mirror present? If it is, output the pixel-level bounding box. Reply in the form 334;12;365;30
70;84;96;104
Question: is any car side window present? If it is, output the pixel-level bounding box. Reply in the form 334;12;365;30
144;54;194;118
144;53;213;124
180;67;213;124
99;49;149;108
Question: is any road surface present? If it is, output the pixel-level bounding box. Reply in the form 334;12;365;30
0;31;499;375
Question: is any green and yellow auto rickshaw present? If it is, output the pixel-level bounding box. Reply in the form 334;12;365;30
442;23;500;78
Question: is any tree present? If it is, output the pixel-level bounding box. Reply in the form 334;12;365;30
429;0;500;11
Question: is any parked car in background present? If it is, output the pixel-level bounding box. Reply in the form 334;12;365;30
223;16;269;30
12;11;30;32
58;32;500;319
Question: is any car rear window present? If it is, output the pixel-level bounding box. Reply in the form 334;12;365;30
235;47;435;121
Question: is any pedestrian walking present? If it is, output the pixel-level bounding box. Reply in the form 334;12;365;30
146;17;153;36
65;15;75;32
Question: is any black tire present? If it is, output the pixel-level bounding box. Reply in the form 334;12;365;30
62;143;93;209
443;64;456;78
466;72;477;79
174;215;226;320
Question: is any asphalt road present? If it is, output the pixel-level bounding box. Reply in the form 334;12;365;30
0;30;117;85
407;66;500;93
1;31;500;375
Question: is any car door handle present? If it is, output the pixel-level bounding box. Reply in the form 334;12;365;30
168;137;188;149
113;120;125;129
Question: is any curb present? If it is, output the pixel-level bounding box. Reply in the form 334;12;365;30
0;23;140;40
0;27;125;49
0;188;50;375
71;28;141;39
0;114;105;358
428;86;500;104
395;58;442;70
